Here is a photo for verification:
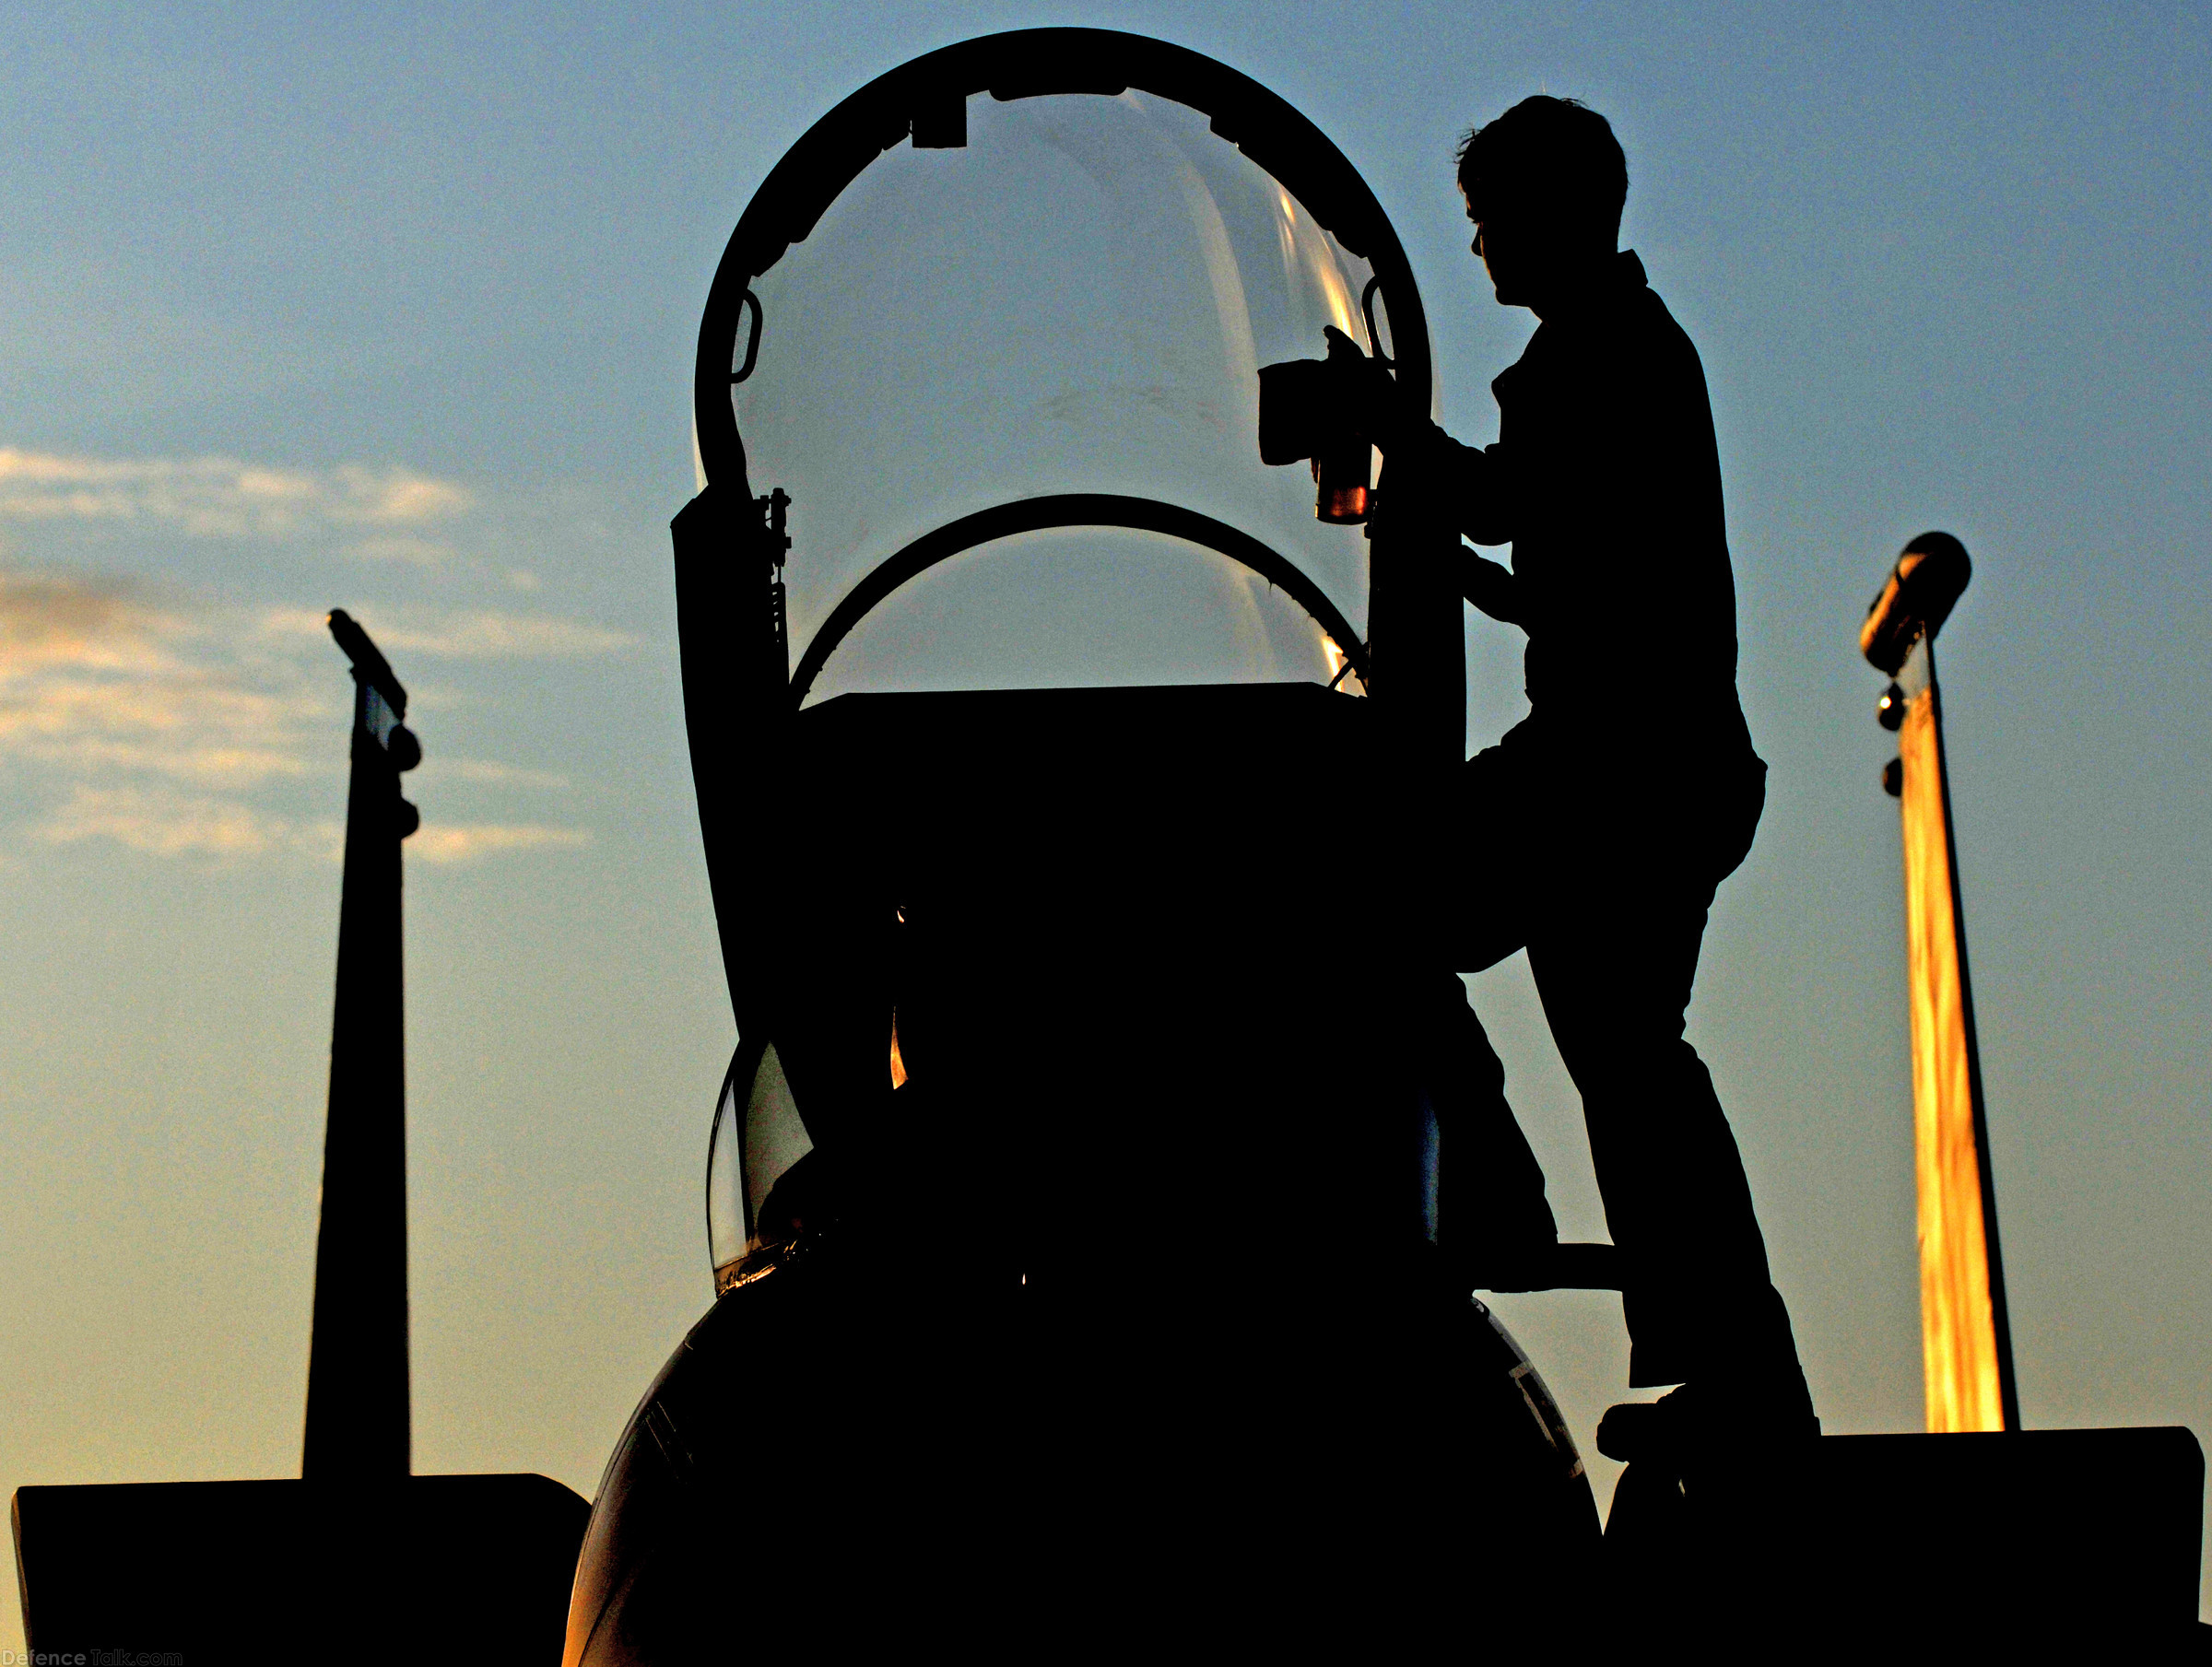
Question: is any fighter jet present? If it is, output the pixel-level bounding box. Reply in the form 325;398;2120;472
562;29;2207;1661
561;29;1606;1661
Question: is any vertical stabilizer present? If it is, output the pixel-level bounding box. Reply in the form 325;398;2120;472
302;610;421;1476
1865;535;2018;1432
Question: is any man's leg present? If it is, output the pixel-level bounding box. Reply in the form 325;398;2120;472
1525;882;1810;1413
1424;973;1559;1281
1431;744;1559;1282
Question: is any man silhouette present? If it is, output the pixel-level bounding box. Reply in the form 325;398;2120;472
1344;95;1816;1449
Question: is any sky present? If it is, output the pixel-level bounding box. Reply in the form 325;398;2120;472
3;1;2208;1640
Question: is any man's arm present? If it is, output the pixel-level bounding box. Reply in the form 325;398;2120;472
1324;332;1521;552
1394;426;1519;549
1385;434;1524;621
1374;418;1524;621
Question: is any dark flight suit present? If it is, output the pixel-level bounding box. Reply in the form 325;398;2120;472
1408;250;1810;1407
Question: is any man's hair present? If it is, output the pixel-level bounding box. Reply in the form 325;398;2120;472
1456;96;1628;245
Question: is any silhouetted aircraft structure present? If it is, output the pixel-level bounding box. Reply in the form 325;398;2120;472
1866;534;2020;1434
12;614;587;1662
552;26;2208;1659
305;607;422;1478
561;29;2205;1657
564;28;1614;1661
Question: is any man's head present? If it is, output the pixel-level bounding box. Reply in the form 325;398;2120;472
1457;96;1628;311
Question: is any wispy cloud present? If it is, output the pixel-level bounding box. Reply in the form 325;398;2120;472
0;447;471;539
421;757;571;790
260;605;635;660
352;534;457;567
29;754;590;868
0;438;626;863
0;571;324;788
376;611;635;659
408;823;593;865
37;784;337;860
0;569;178;673
3;567;614;862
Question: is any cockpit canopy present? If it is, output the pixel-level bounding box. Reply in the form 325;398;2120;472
718;86;1421;702
688;33;1443;1293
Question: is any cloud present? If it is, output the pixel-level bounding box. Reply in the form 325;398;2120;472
36;788;591;868
0;447;470;539
351;534;457;567
0;569;176;673
0;438;619;865
0;571;326;787
373;611;636;659
39;787;590;866
3;570;603;863
422;757;571;790
36;785;337;860
408;823;592;864
259;605;634;660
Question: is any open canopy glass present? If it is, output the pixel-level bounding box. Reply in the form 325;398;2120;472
721;88;1419;702
679;33;1453;1284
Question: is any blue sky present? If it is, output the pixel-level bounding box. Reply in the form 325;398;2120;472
3;3;2207;1638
